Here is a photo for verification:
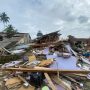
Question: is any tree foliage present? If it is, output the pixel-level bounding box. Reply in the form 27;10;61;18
4;25;17;38
0;12;10;27
37;30;43;38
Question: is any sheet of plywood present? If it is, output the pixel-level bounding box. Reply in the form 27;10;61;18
5;77;22;86
6;83;21;89
38;59;53;67
5;77;22;89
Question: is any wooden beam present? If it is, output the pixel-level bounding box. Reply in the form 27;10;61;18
18;75;29;83
44;73;56;90
0;67;90;74
31;41;58;48
51;75;72;90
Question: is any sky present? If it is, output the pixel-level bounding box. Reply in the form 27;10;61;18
0;0;90;39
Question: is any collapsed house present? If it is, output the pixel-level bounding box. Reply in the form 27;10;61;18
68;35;90;50
0;43;90;90
52;41;69;52
0;32;31;49
0;32;31;55
0;32;90;90
34;31;61;44
31;31;61;48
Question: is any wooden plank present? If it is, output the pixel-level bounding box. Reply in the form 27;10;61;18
5;77;22;89
30;41;58;48
44;73;56;90
5;77;22;86
70;73;87;77
51;75;72;90
18;75;31;85
0;67;90;74
18;75;35;90
62;75;80;85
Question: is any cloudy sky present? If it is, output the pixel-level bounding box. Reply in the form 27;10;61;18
0;0;90;38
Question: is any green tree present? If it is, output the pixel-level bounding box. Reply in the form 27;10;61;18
4;25;17;38
37;30;43;38
0;12;10;28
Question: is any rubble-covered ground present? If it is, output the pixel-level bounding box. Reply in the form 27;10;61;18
0;42;90;90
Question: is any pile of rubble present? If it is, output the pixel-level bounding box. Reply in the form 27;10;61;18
0;43;90;90
0;31;90;90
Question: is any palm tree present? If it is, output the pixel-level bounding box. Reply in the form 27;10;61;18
4;25;17;38
0;12;10;28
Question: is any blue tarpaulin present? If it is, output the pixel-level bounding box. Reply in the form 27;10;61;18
83;52;90;57
43;46;80;70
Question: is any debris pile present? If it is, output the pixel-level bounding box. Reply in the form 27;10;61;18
0;32;90;90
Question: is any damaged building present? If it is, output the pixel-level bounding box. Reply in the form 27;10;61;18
34;31;61;44
0;32;90;90
0;32;31;49
68;35;90;50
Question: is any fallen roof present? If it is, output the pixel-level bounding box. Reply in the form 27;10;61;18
33;31;61;44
